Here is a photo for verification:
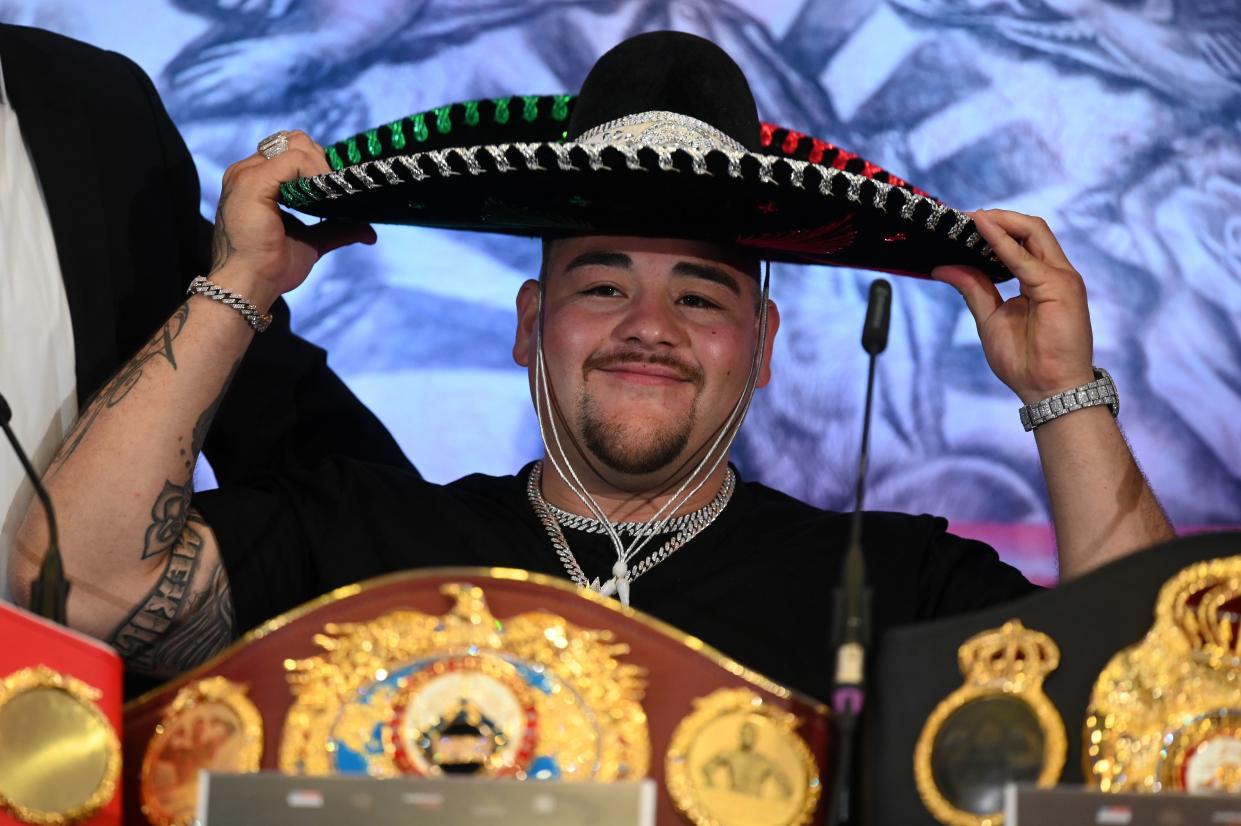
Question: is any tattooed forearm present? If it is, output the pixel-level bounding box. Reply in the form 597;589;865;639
144;563;235;674
107;513;206;673
52;302;191;468
136;361;242;560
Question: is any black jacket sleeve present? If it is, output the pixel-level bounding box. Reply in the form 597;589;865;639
116;38;417;480
2;24;415;480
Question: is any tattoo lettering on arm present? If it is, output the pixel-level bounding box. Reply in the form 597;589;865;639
107;512;236;675
146;563;235;674
107;359;245;671
52;303;191;468
108;512;206;671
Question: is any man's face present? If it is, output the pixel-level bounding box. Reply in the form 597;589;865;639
513;236;779;486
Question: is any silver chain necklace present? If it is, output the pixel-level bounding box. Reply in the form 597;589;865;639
544;499;722;536
526;461;736;596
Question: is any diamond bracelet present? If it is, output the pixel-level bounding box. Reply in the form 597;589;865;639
1019;367;1119;432
186;275;272;333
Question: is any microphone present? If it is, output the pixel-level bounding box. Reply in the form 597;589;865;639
861;278;891;355
0;391;69;625
827;278;890;826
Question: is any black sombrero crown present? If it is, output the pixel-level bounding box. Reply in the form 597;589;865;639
280;31;1009;281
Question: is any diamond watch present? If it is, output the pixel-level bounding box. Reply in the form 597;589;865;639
1019;367;1119;432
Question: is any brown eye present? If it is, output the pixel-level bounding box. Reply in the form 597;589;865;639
679;294;719;309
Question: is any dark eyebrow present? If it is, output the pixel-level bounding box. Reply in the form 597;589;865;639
671;261;742;295
561;251;742;296
563;251;632;272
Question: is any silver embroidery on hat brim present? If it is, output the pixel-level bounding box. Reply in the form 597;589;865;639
486;144;515;173
684;147;710;176
872;180;892;212
787;159;807;189
327;170;358;195
817;165;841;195
653;146;678;172
310;175;339;199
581;144;611;171
755;155;777;185
925;202;950;231
351;165;380;190
515;143;546;171
899;187;919;221
427;149;460;177
396;155;428;181
461;149;485;176
948;211;971;240
609;145;640;171
372;158;401;185
846;175;864;203
549;143;580;171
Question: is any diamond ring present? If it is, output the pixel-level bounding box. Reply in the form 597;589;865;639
257;131;290;160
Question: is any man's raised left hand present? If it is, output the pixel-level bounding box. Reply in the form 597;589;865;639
932;209;1096;405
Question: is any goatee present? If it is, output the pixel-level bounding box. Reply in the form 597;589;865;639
579;395;696;475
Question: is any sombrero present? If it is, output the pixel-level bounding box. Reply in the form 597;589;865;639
279;31;1010;281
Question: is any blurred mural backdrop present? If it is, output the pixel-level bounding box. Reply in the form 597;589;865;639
6;0;1240;584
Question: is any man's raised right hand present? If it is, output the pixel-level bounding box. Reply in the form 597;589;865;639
208;129;376;311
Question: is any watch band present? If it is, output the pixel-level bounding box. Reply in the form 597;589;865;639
1019;367;1119;432
186;275;273;333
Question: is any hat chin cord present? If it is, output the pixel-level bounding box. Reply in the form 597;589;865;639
532;262;772;605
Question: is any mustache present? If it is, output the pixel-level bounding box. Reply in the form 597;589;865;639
582;349;704;385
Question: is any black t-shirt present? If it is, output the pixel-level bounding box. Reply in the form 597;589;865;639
195;460;1038;702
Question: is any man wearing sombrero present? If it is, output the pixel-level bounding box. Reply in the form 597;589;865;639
14;32;1171;694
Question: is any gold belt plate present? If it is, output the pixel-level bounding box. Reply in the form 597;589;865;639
0;665;120;826
665;687;821;826
914;620;1066;826
278;582;650;782
139;677;263;826
1086;554;1241;794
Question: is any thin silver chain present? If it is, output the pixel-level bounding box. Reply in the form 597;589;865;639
526;461;736;591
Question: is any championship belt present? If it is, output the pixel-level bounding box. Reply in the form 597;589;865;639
1086;554;1241;794
122;568;829;826
0;602;122;826
913;620;1066;826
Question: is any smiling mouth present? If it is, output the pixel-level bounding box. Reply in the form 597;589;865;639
597;364;693;386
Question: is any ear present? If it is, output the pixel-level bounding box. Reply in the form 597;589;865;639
513;279;542;367
755;299;781;388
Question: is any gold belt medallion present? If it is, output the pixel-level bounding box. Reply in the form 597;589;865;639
0;665;120;826
914;620;1066;826
1086;554;1241;794
665;687;821;826
139;677;263;826
278;583;650;782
